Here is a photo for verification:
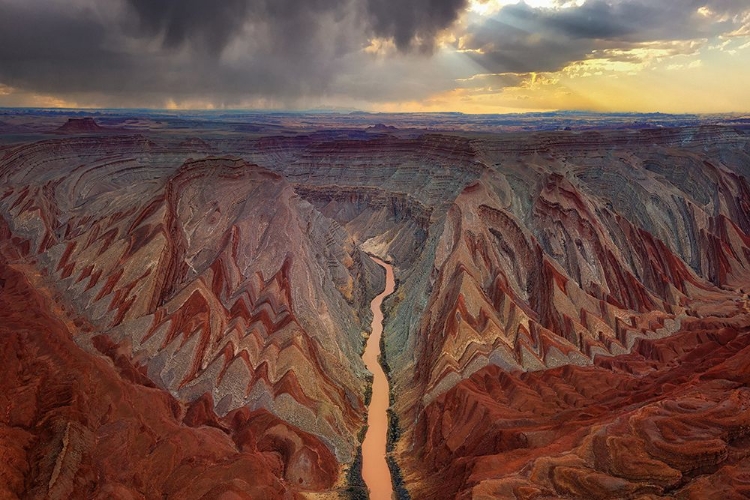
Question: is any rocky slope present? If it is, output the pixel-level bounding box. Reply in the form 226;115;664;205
1;122;749;498
411;317;750;499
0;222;334;499
0;139;383;496
378;127;750;498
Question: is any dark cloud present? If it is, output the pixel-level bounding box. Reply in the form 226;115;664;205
0;2;108;61
0;0;748;107
125;0;471;56
0;0;363;105
543;1;639;40
463;0;750;74
124;0;358;56
0;1;139;96
125;0;251;54
539;0;739;42
0;0;471;106
365;0;468;51
464;12;592;73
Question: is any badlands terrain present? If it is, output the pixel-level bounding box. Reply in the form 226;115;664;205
1;109;749;499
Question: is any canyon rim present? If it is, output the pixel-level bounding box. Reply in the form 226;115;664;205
1;110;750;499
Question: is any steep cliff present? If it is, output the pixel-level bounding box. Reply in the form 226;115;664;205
0;142;380;495
379;127;750;498
1;122;749;498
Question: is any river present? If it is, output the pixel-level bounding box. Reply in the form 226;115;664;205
361;256;396;500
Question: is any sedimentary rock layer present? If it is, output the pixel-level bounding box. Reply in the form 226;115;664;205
379;127;750;498
406;316;750;498
0;219;337;499
1;121;749;498
0;143;381;495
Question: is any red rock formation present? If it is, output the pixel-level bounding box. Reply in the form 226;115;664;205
55;117;103;133
0;148;377;491
405;316;750;499
380;127;750;499
2;120;750;498
0;223;337;499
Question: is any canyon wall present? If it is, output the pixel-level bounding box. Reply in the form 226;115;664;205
0;139;382;496
379;127;750;498
1;124;749;498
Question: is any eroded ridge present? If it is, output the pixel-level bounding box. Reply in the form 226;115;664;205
2;120;750;498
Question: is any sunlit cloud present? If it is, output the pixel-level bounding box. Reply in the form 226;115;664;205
560;40;706;78
363;38;398;56
467;0;585;17
0;0;749;112
0;84;80;108
666;59;702;71
725;11;750;37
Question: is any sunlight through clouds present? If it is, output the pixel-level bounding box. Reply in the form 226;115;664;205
468;0;585;17
0;0;748;112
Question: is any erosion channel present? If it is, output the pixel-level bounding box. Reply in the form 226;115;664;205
361;256;396;500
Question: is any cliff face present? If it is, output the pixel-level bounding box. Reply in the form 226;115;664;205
0;226;333;499
396;136;750;394
55;117;104;133
1;124;749;498
378;127;750;498
0;143;379;496
412;322;750;499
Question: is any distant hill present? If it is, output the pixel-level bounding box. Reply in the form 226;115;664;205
0;120;34;134
56;117;103;133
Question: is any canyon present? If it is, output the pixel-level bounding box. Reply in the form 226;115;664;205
362;257;396;500
0;110;749;499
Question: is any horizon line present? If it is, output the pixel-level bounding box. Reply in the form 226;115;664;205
3;106;750;117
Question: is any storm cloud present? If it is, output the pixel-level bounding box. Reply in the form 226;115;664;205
366;0;468;51
463;0;750;73
125;0;252;54
0;0;364;105
0;0;748;108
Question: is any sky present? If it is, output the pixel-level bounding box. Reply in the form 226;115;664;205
0;0;749;113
